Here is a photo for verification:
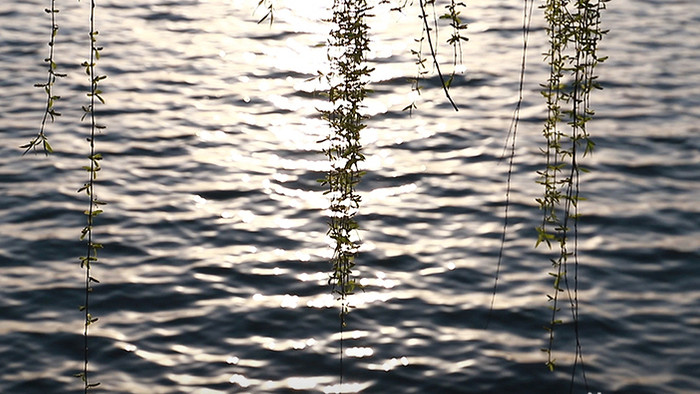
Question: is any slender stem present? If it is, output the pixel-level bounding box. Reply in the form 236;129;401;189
339;317;344;385
83;1;99;391
486;0;535;329
23;0;63;155
418;0;458;111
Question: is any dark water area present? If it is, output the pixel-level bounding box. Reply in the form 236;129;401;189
1;0;699;393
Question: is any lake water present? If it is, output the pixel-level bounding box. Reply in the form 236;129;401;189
1;0;698;393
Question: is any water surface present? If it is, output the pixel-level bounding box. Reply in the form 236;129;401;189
1;0;698;393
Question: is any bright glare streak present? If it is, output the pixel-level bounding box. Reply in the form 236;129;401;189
345;347;374;358
229;374;251;388
322;382;369;394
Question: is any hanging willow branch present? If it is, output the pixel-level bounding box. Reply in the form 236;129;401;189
403;0;466;112
22;1;66;155
537;0;607;383
75;0;106;391
417;0;459;111
321;0;372;325
319;0;373;384
384;0;466;113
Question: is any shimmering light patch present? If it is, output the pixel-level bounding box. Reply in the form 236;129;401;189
279;1;331;23
340;330;369;340
174;284;201;295
118;342;137;352
419;266;448;276
380;326;397;335
229;374;251;388
298;271;328;282
226;356;240;365
347;291;393;308
322;382;370;393
373;356;410;372
193;389;226;394
366;183;417;201
359;273;398;289
241;51;256;64
280;294;299;309
272;172;294;183
291;337;317;350
264;340;278;350
359;240;376;252
368;61;404;81
345;347;374;358
192;195;208;206
405;338;427;347
250;266;286;276
265;154;329;171
406;89;421;107
268;94;305;112
168;373;219;386
266;34;328;73
171;344;194;354
307;293;335;308
363;148;394;170
295;251;311;262
399;356;409;367
237;209;256;223
316;246;334;259
268;184;329;210
456;359;476;369
361;98;388;117
286;376;325;390
196;130;227;141
194;272;224;283
257;78;272;92
275;217;302;229
361;127;378;145
294;76;326;93
134;348;177;367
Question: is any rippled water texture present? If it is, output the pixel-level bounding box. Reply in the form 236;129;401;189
1;0;699;393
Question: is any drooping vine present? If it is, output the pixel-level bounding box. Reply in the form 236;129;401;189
405;0;466;112
537;0;607;381
22;0;66;155
417;0;459;110
319;0;372;382
440;1;468;88
486;0;536;329
75;0;106;391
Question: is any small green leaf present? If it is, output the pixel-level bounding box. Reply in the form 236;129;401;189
546;360;556;372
